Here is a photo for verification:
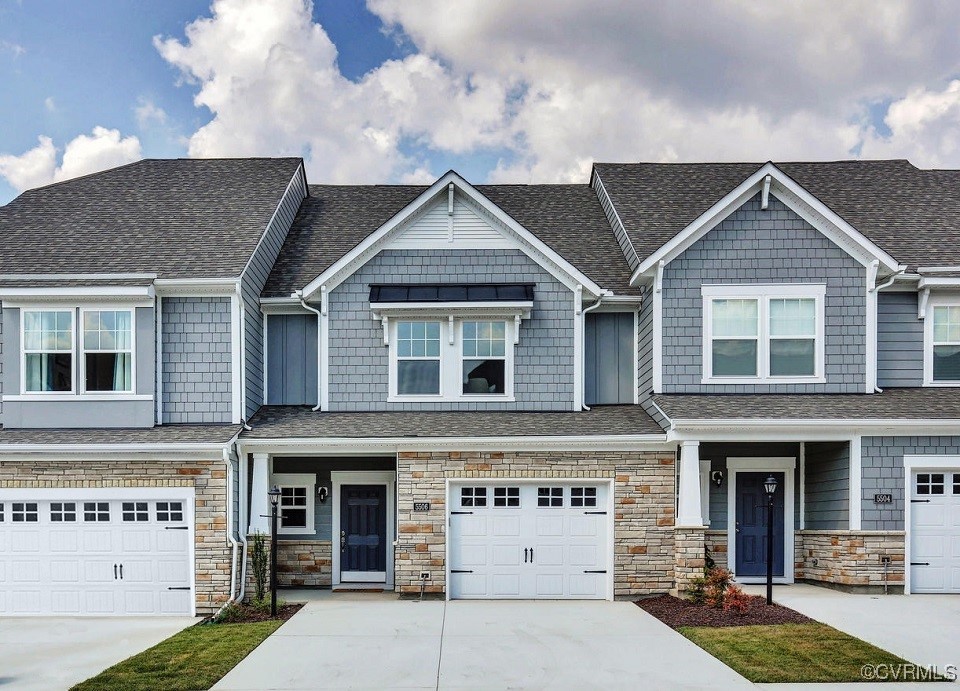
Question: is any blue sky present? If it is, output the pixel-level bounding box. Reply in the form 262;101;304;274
2;1;960;205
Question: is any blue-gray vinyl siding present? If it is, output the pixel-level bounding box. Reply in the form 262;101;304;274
804;441;850;530
662;193;867;393
877;291;923;388
1;306;155;428
0;304;4;423
266;313;318;405
325;248;575;411
701;442;802;530
584;312;634;405
635;282;667;426
162;297;232;423
861;436;960;531
241;166;307;419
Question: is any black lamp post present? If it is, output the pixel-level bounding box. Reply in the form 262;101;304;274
763;474;778;605
267;485;281;617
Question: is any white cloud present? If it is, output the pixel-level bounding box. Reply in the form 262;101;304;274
0;127;142;193
151;0;960;184
135;99;168;127
0;40;25;58
43;97;55;112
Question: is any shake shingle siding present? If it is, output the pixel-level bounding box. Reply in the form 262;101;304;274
162;297;232;423
241;167;307;419
326;249;574;411
877;292;923;388
662;193;866;393
804;441;850;530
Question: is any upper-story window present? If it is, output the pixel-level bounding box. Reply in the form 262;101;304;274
926;301;960;385
390;318;515;400
702;284;825;384
22;308;134;394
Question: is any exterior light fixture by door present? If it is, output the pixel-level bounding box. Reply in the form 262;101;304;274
763;474;778;605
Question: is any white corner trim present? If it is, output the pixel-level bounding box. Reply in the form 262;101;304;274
652;269;663;394
155;294;163;424
631;162;901;283
866;261;879;393
849;435;862;530
230;291;243;424
573;286;584;410
301;170;606;299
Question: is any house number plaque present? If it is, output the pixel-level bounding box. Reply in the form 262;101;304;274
874;493;893;504
413;502;431;512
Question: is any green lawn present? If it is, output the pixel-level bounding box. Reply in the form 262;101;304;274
680;622;940;683
70;620;282;691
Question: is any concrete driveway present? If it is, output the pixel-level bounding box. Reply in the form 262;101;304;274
0;616;196;691
744;583;960;681
214;596;750;690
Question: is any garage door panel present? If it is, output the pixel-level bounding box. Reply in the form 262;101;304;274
569;574;602;597
160;590;191;615
12;590;41;613
492;516;521;536
49;530;79;552
457;544;487;567
83;530;114;552
451;573;487;597
569;545;599;566
49;560;80;583
535;573;563;596
157;529;189;552
914;535;945;559
11;532;40;552
911;470;960;594
51;590;81;614
124;591;157;614
121;530;153;553
491;544;521;566
84;591;117;614
121;560;156;583
536;545;564;566
569;516;599;537
915;504;945;527
12;560;41;582
84;560;117;583
490;574;521;596
157;559;190;584
535;516;564;537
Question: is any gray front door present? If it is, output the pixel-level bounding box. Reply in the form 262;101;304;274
340;485;387;581
735;472;785;577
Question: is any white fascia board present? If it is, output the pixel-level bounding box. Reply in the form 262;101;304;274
260;299;313;315
668;418;960;440
630;162;901;284
0;272;157;281
0;442;229;461
0;285;155;301
301;170;607;300
154;277;240;296
239;434;670;454
918;276;960;289
917;266;960;273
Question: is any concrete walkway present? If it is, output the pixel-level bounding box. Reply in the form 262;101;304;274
214;595;751;690
0;616;197;691
744;583;960;683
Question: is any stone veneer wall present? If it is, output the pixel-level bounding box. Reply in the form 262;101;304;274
0;459;231;614
705;529;728;569
795;530;905;590
277;540;332;587
674;527;706;593
395;450;676;597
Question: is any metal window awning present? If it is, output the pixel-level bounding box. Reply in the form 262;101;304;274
369;283;534;303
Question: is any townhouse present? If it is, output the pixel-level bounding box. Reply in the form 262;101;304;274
0;156;957;616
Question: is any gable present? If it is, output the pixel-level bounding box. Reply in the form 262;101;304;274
385;193;513;250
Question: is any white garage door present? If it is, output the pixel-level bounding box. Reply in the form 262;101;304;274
910;471;960;594
0;490;194;615
448;482;610;599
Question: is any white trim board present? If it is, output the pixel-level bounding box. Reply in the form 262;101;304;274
630;163;902;284
330;470;396;588
726;457;796;584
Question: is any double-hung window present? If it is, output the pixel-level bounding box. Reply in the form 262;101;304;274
23;310;74;392
702;285;825;383
926;301;960;385
82;309;133;392
390;318;515;400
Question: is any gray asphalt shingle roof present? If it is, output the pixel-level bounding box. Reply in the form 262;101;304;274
263;183;637;297
0;424;240;445
594;160;960;269
0;158;303;279
654;389;960;420
243;405;665;438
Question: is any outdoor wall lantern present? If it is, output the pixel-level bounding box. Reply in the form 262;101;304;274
267;485;281;617
763;474;778;605
711;470;724;487
317;485;329;503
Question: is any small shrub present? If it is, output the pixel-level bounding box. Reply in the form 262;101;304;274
251;532;268;603
213;600;244;623
704;567;733;609
249;597;286;614
722;584;751;615
686;575;707;605
704;548;716;571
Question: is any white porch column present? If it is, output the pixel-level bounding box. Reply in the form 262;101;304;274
249;453;270;534
677;441;705;527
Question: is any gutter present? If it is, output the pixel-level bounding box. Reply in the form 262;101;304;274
296;289;323;411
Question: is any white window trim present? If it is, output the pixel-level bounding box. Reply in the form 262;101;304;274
923;295;960;386
20;308;76;395
273;472;316;536
387;317;516;402
701;284;826;384
78;307;136;395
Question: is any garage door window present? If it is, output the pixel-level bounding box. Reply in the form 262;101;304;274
156;501;184;521
537;487;563;507
12;502;38;522
571;487;598;507
493;487;520;507
84;502;110;522
460;487;487;507
50;502;77;522
122;502;149;522
916;473;945;495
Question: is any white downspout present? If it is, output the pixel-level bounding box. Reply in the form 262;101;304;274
214;445;240;619
296;289;323;411
580;296;607;410
236;447;249;604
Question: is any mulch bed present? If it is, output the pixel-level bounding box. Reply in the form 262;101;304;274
217;602;303;623
636;593;813;629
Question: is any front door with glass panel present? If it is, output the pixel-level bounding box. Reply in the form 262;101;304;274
340;485;387;582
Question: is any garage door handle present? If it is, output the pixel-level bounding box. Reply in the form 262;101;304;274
584;570;607;574
119;564;123;580
450;570;473;574
911;499;931;503
911;562;930;566
165;526;189;530
529;548;534;563
113;564;117;580
584;511;607;515
450;511;473;515
167;587;192;590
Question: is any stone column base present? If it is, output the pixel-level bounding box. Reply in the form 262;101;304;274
674;526;706;594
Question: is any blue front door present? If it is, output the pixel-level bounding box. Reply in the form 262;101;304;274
340;485;387;577
735;472;785;577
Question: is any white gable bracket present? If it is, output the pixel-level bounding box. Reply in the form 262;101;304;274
761;174;772;210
